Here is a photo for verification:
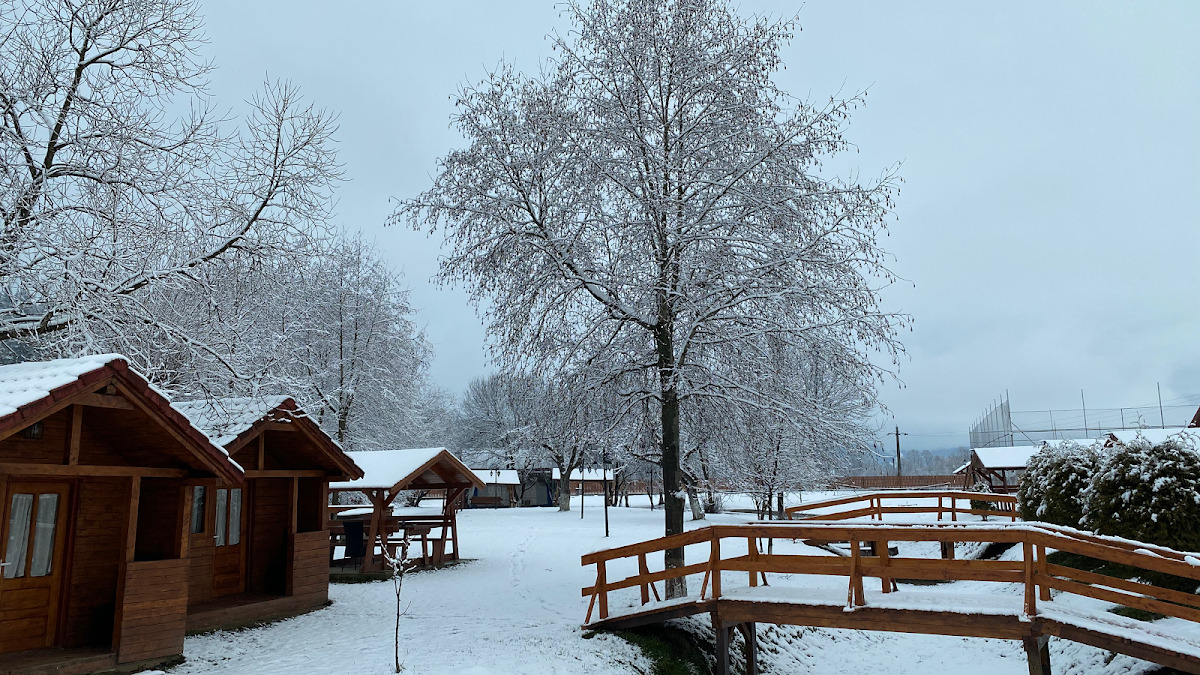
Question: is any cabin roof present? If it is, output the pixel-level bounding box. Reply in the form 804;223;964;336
173;396;363;479
0;354;242;482
551;468;615;481
331;447;483;493
1107;428;1200;447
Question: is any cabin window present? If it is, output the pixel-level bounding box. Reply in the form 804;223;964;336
20;422;44;440
214;488;242;547
228;489;242;545
214;489;227;546
29;494;58;576
190;486;207;534
3;492;58;578
3;494;33;578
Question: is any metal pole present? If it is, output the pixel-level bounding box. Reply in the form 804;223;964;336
1158;382;1166;429
1081;389;1088;437
603;451;610;538
579;470;584;520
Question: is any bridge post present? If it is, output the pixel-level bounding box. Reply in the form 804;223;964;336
1022;635;1051;675
737;622;758;675
712;613;730;675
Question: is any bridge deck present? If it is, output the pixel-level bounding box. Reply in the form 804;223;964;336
588;585;1200;673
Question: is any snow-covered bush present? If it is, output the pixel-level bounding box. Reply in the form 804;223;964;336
1083;435;1200;554
969;480;994;520
1018;441;1101;527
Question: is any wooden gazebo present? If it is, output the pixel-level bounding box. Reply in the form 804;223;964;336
328;448;483;572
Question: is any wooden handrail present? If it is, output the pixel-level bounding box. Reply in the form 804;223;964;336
784;490;1018;523
581;520;1200;628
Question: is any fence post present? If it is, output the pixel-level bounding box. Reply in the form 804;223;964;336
1036;543;1050;601
879;538;893;593
638;553;650;605
849;538;866;606
598;560;609;620
710;530;722;600
1022;541;1036;617
748;537;758;587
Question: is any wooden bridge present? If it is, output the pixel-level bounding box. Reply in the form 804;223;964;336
581;492;1200;675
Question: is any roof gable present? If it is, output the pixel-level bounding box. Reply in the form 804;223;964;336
332;447;483;493
0;355;242;483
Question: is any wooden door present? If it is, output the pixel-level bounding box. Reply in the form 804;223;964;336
211;487;245;598
0;481;71;654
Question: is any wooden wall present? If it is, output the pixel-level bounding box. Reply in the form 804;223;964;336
186;485;215;606
288;531;329;604
248;478;290;596
61;477;128;649
0;408;69;464
115;558;188;664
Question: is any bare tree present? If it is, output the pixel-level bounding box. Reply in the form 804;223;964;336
400;0;905;597
0;0;339;370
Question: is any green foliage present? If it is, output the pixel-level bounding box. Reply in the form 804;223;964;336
1018;441;1101;527
1083;435;1200;555
612;626;709;675
969;480;993;519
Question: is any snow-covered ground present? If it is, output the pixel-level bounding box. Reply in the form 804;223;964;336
168;494;1170;674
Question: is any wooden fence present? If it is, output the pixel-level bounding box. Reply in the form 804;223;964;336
784;490;1018;522
833;474;970;490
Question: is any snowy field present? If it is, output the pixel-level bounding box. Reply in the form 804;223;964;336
168;493;1168;675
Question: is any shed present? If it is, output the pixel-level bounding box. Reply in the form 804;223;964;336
0;356;241;672
469;469;521;508
968;438;1094;493
173;397;362;632
328;448;483;572
552;467;615;495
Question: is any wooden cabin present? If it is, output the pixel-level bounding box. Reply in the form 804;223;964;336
172;397;362;632
0;356;242;673
468;469;520;508
328;448;483;572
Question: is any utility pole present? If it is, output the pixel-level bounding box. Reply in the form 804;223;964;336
887;426;908;476
1158;382;1166;429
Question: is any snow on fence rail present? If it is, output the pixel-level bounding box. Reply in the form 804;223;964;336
783;490;1019;522
580;521;1200;629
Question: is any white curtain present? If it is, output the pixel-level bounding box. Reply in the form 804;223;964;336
228;489;242;545
215;489;228;546
3;494;33;579
29;494;58;577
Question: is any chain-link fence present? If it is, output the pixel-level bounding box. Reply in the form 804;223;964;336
970;399;1198;448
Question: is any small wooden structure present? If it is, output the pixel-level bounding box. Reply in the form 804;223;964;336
968;439;1094;492
328;448;483;572
0;356;242;672
553;467;614;496
172;397;362;632
469;469;520;508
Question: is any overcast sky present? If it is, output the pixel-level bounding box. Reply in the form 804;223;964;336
199;0;1199;451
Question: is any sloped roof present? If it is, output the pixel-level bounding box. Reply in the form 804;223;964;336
473;469;521;485
0;354;241;482
1108;428;1200;447
972;438;1097;469
551;468;615;481
331;447;483;493
173;396;292;447
174;396;363;479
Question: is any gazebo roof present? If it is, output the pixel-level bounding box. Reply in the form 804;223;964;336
331;447;483;493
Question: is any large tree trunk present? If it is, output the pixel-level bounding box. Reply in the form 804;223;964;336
556;472;572;512
657;324;686;598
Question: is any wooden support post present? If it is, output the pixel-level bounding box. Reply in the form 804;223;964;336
112;476;141;650
638;553;650;605
737;622;758;675
937;496;943;521
66;405;82;465
951;497;957;522
710;531;722;600
257;434;265;470
849;539;865;607
713;614;730;675
747;537;758;587
1023;541;1037;617
940;541;956;560
878;539;892;593
597;560;608;620
1036;544;1051;601
1022;635;1051;675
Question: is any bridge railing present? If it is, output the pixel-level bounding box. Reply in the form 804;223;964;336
581;521;1200;628
783;490;1019;522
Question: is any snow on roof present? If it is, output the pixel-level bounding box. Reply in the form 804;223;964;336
331;447;481;491
1109;428;1200;447
0;353;125;417
473;469;521;485
972;445;1040;469
173;396;293;447
550;468;615;481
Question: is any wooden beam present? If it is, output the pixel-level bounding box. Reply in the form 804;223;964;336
0;462;187;478
66;405;82;465
257;434;265;471
264;422;296;432
243;469;328;478
75;392;136;410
